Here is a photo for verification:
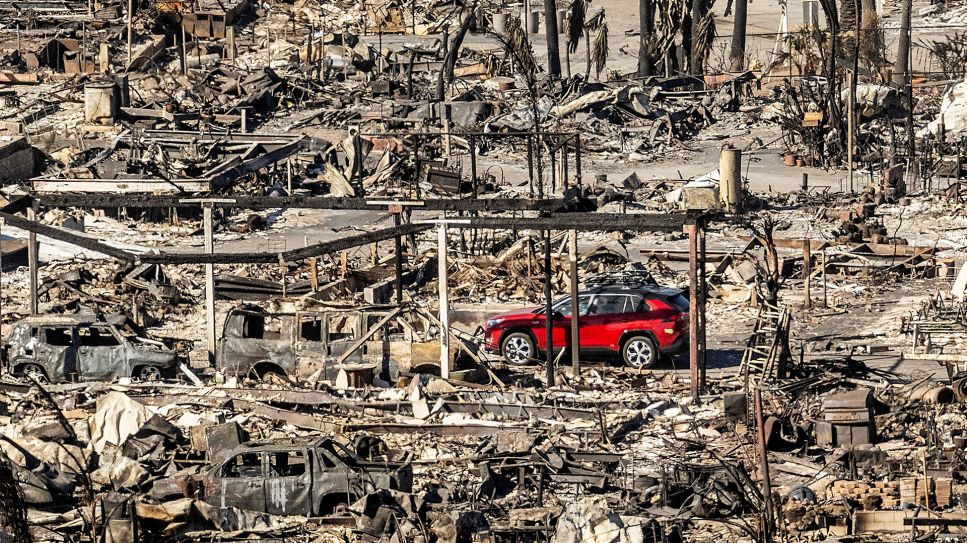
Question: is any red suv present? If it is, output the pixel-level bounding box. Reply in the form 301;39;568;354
483;285;689;368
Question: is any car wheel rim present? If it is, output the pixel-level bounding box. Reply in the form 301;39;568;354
626;340;654;368
505;337;531;362
140;367;161;380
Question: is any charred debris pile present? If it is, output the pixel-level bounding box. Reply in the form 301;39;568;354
6;0;967;541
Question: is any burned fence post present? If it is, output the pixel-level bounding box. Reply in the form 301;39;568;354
569;229;580;375
438;223;450;379
27;206;38;316
544;229;554;386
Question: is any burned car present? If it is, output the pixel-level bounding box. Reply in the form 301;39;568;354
2;315;179;383
216;305;449;382
196;437;413;516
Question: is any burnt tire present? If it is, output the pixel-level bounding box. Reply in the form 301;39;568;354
21;363;49;384
137;365;162;381
622;336;658;369
259;370;289;386
501;332;536;365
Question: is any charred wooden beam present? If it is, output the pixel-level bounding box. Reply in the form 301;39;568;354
31;194;567;212
138;223;433;265
0;210;136;262
454;213;688;232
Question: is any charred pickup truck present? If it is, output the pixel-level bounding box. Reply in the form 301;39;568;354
195;437;413;516
1;315;179;383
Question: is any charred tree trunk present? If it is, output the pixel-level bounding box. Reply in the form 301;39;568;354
729;0;748;71
689;0;704;75
893;0;911;86
544;0;562;76
436;3;477;100
637;0;653;77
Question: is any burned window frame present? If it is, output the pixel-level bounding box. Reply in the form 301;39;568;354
41;326;75;347
268;449;308;478
76;324;123;347
221;452;264;479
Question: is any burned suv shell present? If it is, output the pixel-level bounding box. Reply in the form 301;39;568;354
197;438;413;516
216;305;402;382
2;315;177;383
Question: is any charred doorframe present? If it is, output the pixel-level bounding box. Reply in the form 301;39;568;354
421;212;708;400
358;130;584;198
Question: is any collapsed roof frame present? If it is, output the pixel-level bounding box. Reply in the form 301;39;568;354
29;129;307;193
1;192;708;401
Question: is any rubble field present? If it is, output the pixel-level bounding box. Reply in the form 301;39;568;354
5;0;967;541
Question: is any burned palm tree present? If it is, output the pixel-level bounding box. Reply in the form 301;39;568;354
491;17;549;196
435;0;480;100
586;8;608;80
564;0;586;78
690;8;716;75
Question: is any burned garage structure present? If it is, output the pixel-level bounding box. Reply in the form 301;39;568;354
6;0;967;541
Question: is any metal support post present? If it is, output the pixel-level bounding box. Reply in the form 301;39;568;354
438;224;450;379
544;229;554;385
204;204;216;366
755;388;774;542
394;211;404;305
686;222;699;403
698;221;707;393
27;207;38;316
569;230;580;375
803;239;812;309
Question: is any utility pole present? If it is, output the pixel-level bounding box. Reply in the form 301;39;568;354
729;0;748;71
544;0;561;77
636;0;653;77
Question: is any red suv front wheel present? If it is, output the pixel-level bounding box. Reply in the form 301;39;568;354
622;336;658;368
501;332;535;365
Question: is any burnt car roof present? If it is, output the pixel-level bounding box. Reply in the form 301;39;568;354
13;314;119;326
232;437;329;451
227;304;398;317
581;285;684;297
